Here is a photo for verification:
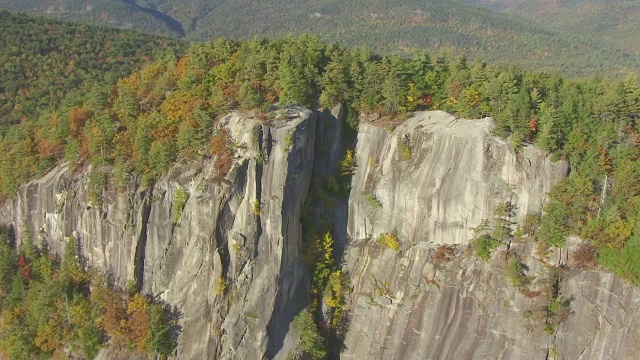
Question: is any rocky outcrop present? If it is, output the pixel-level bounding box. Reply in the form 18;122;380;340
340;239;640;359
348;111;567;245
0;108;320;359
5;109;640;359
339;111;640;359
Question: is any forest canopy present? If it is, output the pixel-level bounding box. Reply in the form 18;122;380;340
0;10;184;129
1;0;638;76
0;226;179;359
1;13;640;286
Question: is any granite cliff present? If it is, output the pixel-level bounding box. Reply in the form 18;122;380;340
3;109;640;359
0;108;319;359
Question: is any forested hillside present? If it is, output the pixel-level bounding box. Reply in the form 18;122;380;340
0;0;177;37
462;0;640;60
0;11;183;127
1;14;639;286
1;12;640;358
0;11;184;195
0;226;178;359
0;1;637;76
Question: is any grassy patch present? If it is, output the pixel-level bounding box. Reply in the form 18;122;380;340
284;130;294;152
251;199;261;216
173;184;189;224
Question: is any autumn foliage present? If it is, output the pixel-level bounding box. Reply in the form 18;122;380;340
209;129;235;178
434;245;455;264
571;243;597;269
0;228;179;358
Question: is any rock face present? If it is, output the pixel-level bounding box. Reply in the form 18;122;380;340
348;111;567;245
339;112;640;360
340;239;640;360
0;108;320;359
4;109;640;359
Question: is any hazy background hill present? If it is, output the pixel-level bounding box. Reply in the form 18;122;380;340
461;0;640;56
0;10;183;128
1;9;640;359
0;0;637;76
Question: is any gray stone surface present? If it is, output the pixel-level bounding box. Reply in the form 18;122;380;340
3;109;640;360
348;111;568;246
0;109;318;359
341;240;640;360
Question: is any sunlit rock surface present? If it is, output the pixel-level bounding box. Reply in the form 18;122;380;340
5;110;640;360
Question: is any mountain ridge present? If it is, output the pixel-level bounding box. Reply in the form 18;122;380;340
461;0;640;59
0;1;637;76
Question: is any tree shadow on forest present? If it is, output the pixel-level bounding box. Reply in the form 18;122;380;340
122;0;185;37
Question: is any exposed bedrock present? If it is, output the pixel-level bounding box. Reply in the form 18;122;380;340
4;109;640;359
341;111;640;359
340;239;640;359
348;110;568;245
0;108;320;359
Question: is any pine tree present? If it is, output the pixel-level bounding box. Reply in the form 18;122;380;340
492;201;514;244
359;61;384;112
319;50;348;108
537;104;562;153
381;55;410;114
60;237;87;290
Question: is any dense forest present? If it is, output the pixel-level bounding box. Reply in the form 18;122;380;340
0;225;179;359
0;11;184;129
1;21;638;281
462;0;640;59
1;1;638;76
0;10;184;196
1;10;640;358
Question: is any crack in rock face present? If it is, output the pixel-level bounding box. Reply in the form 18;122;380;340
4;110;640;359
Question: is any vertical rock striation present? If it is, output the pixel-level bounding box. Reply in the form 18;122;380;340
0;109;319;359
348;111;568;245
340;111;640;359
4;109;640;359
340;240;640;359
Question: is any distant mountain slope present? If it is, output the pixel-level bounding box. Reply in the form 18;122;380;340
461;0;640;60
0;0;637;76
0;10;184;127
0;0;179;37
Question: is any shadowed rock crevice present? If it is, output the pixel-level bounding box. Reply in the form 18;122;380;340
215;201;234;284
328;105;356;359
265;113;319;359
254;125;265;250
133;189;152;293
272;105;354;358
6;110;640;359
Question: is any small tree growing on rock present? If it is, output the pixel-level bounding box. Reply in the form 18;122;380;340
376;232;401;252
340;149;357;176
473;234;500;261
505;254;531;291
292;310;327;360
492;201;515;245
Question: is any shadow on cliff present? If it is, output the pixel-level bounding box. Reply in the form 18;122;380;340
325;105;358;358
265;105;357;359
